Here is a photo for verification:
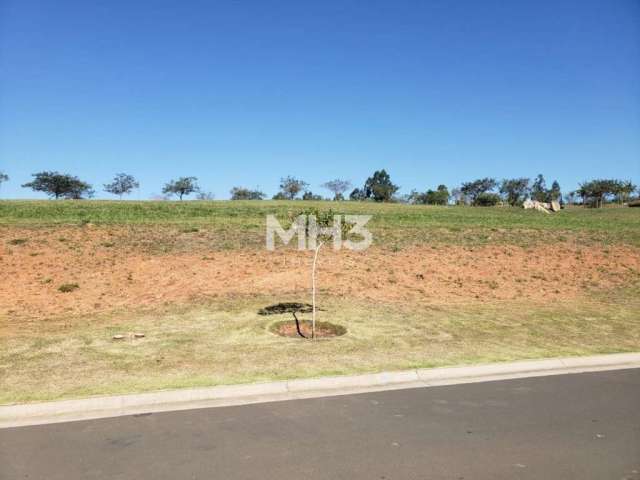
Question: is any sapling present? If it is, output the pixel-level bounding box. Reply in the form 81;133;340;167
298;208;352;338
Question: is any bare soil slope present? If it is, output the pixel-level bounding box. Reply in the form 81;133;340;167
2;226;639;321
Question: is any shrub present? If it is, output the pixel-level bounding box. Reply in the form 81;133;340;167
473;192;501;206
58;283;80;293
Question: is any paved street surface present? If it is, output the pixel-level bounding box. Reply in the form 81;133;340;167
1;369;639;480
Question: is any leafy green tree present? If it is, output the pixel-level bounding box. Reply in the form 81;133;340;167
279;176;309;200
531;174;548;202
22;171;93;199
499;178;530;206
411;185;450;205
321;179;352;201
549;180;561;202
364;169;399;202
0;172;8;190
578;179;619;208
230;187;265;200
302;191;323;200
460;178;497;204
104;173;139;198
272;192;288;200
162;176;199;200
349;188;366;201
426;185;450;205
612;180;637;204
473;192;501;206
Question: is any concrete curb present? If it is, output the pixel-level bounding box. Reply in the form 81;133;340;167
2;352;639;429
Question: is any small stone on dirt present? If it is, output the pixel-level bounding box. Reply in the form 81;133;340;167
112;334;125;340
134;332;145;338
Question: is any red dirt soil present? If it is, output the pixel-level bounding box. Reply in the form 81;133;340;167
1;226;639;321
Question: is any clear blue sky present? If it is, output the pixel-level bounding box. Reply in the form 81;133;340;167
1;0;639;199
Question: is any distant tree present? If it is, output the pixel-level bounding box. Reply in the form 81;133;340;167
196;191;215;200
162;177;199;200
531;174;548;202
302;191;323;201
564;191;577;205
364;169;399;202
474;192;501;207
321;179;352;201
613;180;637;204
104;173;139;199
406;189;424;204
22;171;93;199
425;185;450;205
272;192;288;200
460;178;497;204
0;172;8;190
549;180;562;202
578;179;619;208
450;188;467;205
279;176;309;200
349;188;367;201
411;185;450;205
230;187;265;200
499;178;530;206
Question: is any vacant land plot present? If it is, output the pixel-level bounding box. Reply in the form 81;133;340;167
1;201;639;403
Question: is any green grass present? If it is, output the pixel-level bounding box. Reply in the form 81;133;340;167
1;200;639;247
1;286;639;404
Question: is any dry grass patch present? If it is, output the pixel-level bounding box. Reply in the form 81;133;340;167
2;286;639;404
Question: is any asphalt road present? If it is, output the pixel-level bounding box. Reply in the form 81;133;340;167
1;369;639;480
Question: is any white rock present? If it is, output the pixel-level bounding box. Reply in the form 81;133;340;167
534;203;551;214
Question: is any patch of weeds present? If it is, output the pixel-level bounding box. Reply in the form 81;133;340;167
101;242;116;248
58;237;68;243
58;283;80;293
41;278;53;284
8;238;27;246
181;227;199;233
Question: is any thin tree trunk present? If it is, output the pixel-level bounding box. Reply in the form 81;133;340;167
311;241;324;339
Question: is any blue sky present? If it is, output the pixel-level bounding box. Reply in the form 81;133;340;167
1;0;639;199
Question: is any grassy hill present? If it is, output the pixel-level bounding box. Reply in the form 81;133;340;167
1;200;639;247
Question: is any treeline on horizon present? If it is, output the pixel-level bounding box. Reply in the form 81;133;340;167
0;169;638;208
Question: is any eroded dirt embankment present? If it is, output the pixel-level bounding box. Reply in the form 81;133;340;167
1;226;639;321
